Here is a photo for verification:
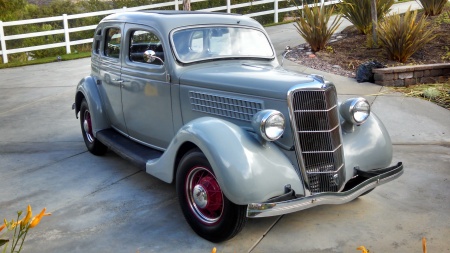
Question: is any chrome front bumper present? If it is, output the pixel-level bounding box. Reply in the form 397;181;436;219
247;162;403;218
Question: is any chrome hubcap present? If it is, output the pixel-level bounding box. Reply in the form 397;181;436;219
193;184;208;208
83;110;94;143
83;119;90;133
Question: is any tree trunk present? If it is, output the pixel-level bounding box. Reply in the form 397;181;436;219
183;0;191;11
370;0;378;48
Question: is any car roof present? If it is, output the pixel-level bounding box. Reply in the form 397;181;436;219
100;11;264;34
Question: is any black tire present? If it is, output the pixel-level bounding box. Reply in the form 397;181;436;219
80;99;108;156
176;149;247;242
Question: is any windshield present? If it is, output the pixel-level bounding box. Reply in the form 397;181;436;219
171;26;274;63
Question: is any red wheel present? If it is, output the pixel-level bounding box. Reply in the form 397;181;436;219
176;149;247;242
186;166;224;224
80;99;107;156
83;108;95;143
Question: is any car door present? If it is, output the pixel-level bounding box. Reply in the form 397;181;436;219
120;24;174;149
97;23;128;133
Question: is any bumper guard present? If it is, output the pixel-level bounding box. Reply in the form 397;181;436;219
247;162;403;218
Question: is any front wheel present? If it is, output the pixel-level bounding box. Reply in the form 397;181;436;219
79;99;108;156
176;149;247;242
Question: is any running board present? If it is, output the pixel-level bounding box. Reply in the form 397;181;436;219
96;129;163;170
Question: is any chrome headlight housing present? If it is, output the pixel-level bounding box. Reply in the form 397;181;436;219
340;97;371;125
251;110;285;141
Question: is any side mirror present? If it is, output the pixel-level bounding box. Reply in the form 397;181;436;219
143;50;164;64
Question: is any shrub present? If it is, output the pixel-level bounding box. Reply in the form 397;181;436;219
293;3;342;52
339;0;394;34
416;0;448;16
377;8;436;63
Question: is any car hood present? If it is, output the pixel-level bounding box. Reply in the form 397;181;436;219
178;61;323;100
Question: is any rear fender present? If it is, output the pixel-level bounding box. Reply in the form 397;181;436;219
146;117;304;205
75;76;110;135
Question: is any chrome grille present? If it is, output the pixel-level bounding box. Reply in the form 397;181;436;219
289;85;345;194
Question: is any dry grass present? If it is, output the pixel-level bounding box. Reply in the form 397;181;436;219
390;82;450;109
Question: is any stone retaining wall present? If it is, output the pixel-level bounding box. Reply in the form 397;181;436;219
372;63;450;86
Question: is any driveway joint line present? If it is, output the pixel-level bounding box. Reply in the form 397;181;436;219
248;215;284;253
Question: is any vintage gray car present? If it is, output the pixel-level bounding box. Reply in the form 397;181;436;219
73;11;403;242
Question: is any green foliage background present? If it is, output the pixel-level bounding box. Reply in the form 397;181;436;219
0;0;293;63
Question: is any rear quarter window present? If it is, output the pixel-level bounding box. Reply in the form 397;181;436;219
104;28;121;58
93;29;102;55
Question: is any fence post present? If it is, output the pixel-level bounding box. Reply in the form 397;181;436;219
63;14;71;54
227;0;231;13
0;21;8;64
274;0;279;23
175;0;179;10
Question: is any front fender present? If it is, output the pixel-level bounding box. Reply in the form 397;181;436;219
342;112;393;179
146;117;304;205
75;76;110;135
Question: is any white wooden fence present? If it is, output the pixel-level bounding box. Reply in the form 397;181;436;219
0;0;338;64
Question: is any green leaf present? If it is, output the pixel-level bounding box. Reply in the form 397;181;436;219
294;1;342;52
0;239;9;247
339;0;394;34
377;8;437;62
417;0;448;15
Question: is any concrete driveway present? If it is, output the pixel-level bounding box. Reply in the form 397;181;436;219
1;2;449;252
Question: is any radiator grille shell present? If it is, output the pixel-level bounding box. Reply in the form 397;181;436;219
288;84;345;194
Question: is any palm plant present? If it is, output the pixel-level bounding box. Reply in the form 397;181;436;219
294;3;342;52
377;8;436;63
416;0;448;16
339;0;394;34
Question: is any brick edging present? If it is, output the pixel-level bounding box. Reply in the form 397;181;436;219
372;63;450;86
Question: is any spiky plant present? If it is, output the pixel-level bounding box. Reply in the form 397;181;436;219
377;8;436;63
339;0;394;34
294;3;342;52
416;0;448;16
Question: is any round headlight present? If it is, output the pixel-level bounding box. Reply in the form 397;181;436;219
352;100;370;123
340;98;371;125
252;110;285;141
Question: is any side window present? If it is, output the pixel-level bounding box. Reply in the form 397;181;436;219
104;28;121;58
93;29;102;55
129;30;164;65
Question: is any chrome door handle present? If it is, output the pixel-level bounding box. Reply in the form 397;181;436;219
112;79;130;83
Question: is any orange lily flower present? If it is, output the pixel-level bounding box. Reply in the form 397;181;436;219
357;246;368;253
0;223;5;232
422;237;427;253
21;205;33;229
24;205;32;224
29;208;51;228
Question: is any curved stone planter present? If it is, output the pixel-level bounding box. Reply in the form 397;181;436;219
372;63;450;86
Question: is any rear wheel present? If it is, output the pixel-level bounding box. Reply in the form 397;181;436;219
80;99;107;156
176;149;247;242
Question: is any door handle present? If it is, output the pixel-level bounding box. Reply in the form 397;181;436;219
112;79;130;83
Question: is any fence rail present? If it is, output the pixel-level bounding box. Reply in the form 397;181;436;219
0;0;338;64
